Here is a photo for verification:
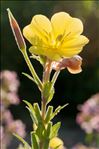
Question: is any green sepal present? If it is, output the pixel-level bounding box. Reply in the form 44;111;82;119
13;133;31;149
50;122;61;139
31;132;40;149
51;104;68;119
43;81;55;103
45;106;53;124
30;54;46;66
23;100;38;125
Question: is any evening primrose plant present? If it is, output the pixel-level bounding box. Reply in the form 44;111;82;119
7;9;89;149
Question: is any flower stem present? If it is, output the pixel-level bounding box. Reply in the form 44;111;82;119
40;59;52;149
51;70;60;86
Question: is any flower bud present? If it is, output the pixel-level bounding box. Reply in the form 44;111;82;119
7;8;26;52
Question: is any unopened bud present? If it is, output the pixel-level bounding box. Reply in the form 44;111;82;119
7;8;26;52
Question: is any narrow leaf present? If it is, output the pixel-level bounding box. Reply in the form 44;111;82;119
51;104;68;119
22;72;35;82
23;100;38;124
45;106;53;123
13;133;31;149
31;132;39;149
50;122;61;139
33;103;42;123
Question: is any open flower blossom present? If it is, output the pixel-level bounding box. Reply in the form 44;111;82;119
23;12;89;61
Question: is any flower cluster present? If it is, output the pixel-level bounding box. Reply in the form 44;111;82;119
76;93;99;134
0;70;26;149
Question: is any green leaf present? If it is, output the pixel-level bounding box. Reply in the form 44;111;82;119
22;72;35;83
43;122;52;149
23;100;38;124
47;87;55;103
44;122;52;138
33;103;42;123
45;106;53;123
13;133;31;149
36;122;45;140
51;104;68;119
31;132;39;149
43;81;55;103
33;103;45;140
50;122;61;139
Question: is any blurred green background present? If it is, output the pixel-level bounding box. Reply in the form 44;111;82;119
1;1;99;145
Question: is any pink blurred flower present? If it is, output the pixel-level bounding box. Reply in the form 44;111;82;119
90;115;99;133
0;70;20;106
0;70;20;92
3;110;13;124
0;70;26;148
8;120;26;138
76;93;99;134
1;89;20;105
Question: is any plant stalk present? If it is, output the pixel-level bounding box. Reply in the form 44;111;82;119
40;59;52;149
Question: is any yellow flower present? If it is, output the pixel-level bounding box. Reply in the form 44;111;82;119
23;12;89;61
49;137;64;149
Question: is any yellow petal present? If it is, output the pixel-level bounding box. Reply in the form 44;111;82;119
23;15;52;45
65;17;83;38
29;46;45;55
60;35;89;57
63;35;89;48
29;46;61;61
31;14;52;38
51;12;83;40
23;24;37;45
51;12;71;38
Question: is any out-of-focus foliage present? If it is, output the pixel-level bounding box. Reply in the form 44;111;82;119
1;1;99;116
